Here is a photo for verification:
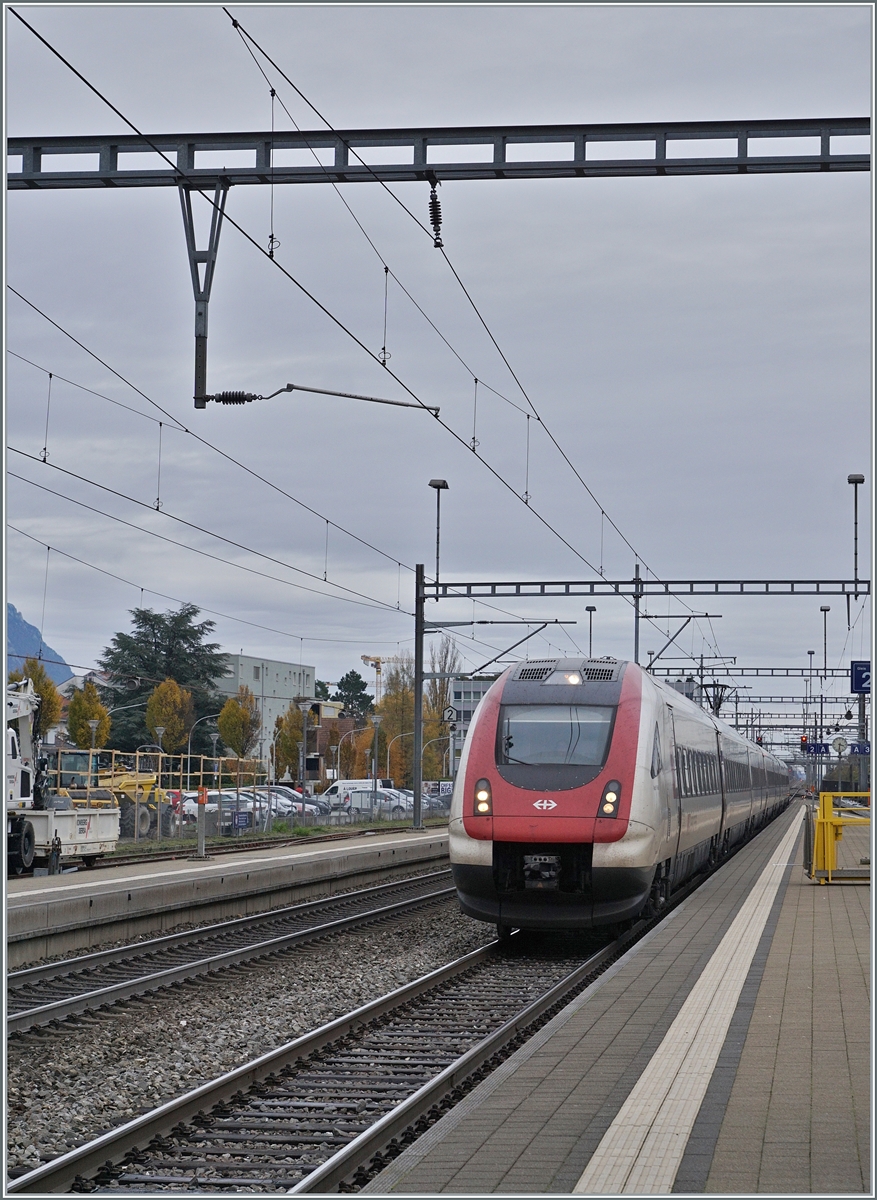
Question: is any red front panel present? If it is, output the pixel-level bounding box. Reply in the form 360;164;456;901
461;666;642;843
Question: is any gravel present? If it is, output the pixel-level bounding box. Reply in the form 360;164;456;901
6;902;490;1174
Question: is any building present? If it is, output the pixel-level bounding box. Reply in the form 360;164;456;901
218;655;316;760
450;676;499;775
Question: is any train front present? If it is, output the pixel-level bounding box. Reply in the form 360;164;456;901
449;657;656;930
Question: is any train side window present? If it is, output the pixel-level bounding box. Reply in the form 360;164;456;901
650;724;663;778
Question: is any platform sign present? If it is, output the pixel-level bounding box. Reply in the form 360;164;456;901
849;742;871;756
850;661;871;694
233;811;251;828
804;743;830;756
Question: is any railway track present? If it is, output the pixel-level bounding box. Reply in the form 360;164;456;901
8;927;629;1195
7;872;455;1035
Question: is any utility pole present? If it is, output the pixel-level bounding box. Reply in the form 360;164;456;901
633;563;642;665
413;565;425;830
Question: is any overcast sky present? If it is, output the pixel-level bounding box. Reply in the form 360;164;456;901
4;4;872;739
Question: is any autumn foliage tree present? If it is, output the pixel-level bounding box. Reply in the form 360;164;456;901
67;681;111;748
145;678;194;752
217;686;260;759
8;658;62;737
272;704;314;781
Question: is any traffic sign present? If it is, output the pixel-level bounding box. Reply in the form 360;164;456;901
850;742;871;756
804;743;829;756
851;660;871;694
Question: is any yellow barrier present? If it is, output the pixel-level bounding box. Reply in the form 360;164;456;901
809;792;870;883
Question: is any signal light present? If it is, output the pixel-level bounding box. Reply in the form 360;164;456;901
801;736;808;747
756;735;763;745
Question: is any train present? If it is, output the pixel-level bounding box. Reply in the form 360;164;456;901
449;656;790;934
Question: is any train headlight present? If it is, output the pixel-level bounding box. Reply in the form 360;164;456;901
474;779;492;815
600;780;622;817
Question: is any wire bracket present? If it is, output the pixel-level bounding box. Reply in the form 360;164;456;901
179;180;230;409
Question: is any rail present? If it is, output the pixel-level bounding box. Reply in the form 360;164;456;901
805;792;870;883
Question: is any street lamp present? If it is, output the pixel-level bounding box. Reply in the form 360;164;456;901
387;730;414;780
371;714;383;819
298;701;315;809
847;473;865;599
187;714;220;790
86;719;99;804
210;732;220;785
153;727;166;844
586;606;596;656
429;479;449;584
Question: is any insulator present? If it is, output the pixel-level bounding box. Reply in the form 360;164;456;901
212;391;257;405
429;186;443;248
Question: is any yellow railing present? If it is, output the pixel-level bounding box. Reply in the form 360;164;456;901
808;792;870;883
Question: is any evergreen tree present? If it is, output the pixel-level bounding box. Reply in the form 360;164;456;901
331;670;374;718
97;605;227;751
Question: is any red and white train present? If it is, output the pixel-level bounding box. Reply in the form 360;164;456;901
449;657;790;933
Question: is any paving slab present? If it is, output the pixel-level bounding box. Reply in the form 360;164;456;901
365;802;870;1195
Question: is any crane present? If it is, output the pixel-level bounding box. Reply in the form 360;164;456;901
361;655;411;706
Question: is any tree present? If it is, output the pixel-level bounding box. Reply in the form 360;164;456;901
331;670;374;718
273;704;311;780
379;653;415;787
67;681;111;748
97;605;228;751
8;658;62;736
145;678;194;752
217;686;260;758
423;636;462;781
315;679;330;700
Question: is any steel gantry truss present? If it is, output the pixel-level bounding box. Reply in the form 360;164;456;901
7;117;869;189
410;569;871;824
7;117;869;405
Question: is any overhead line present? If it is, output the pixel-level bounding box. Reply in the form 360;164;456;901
6;525;411;646
8;460;408;614
9;7;727;664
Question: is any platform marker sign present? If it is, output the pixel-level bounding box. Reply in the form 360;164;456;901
850;660;870;694
804;743;830;756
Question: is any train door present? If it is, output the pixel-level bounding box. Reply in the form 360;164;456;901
715;730;728;850
665;707;682;869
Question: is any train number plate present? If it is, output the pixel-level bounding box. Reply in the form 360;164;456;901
523;853;561;889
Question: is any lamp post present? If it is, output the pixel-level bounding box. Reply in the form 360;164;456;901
154;726;166;844
297;701;311;798
210;732;220;786
371;715;383;820
428;479;449;583
586;606;596;657
847;473;864;599
387;730;413;780
187;714;220;790
86;719;99;804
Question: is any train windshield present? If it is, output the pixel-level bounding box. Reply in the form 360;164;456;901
498;705;615;767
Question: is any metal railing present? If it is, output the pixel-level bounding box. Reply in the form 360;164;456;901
804;792;870;883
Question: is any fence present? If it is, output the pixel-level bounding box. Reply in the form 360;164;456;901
804;791;871;883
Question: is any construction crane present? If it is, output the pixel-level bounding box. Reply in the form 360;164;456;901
361;656;410;706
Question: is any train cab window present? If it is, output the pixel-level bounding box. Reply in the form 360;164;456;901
650;724;663;778
497;704;615;767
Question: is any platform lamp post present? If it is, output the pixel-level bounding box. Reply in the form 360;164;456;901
847;473;865;601
429;479;449;584
820;606;830;757
187;714;220;791
586;606;596;657
210;732;220;786
153;727;165;844
298;700;312;808
86;719;99;805
371;714;383;821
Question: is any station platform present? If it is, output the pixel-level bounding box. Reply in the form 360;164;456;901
366;804;870;1195
6;828;448;967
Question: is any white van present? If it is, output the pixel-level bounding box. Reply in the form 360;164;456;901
321;779;393;803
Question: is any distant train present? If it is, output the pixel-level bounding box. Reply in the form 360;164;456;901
449;657;790;934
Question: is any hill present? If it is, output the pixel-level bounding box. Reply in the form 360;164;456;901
6;603;73;683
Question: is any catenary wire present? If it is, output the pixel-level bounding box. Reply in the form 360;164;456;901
7;525;413;647
9;8;720;666
8;460;408;615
